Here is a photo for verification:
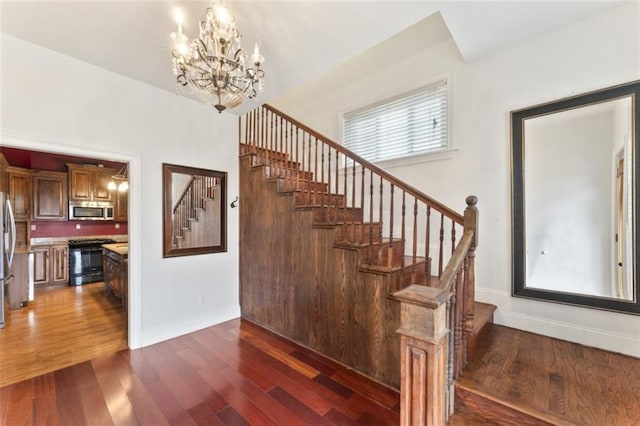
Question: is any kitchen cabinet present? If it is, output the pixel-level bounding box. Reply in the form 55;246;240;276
7;252;31;310
7;166;31;220
0;153;8;194
114;189;128;221
32;171;68;220
33;244;68;288
67;163;114;203
102;244;127;313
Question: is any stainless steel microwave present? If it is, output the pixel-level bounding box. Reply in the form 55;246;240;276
69;202;114;221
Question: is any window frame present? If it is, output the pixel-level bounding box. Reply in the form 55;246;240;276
340;78;453;166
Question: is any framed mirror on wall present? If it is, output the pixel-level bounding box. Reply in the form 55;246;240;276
162;163;227;258
511;80;640;314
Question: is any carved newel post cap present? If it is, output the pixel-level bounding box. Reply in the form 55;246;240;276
466;195;478;207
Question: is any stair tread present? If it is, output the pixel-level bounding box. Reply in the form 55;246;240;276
472;302;497;336
359;255;429;274
455;381;575;426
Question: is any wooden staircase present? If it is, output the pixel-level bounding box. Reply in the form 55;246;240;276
239;104;495;423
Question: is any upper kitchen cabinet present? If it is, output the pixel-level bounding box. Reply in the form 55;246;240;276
67;163;115;203
32;171;68;221
0;153;9;194
114;189;128;221
7;166;31;220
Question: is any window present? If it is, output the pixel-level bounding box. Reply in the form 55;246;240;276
343;80;449;163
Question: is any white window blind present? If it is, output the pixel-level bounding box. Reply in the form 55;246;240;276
343;80;448;163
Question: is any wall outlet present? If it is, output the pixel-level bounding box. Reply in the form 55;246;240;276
115;223;120;229
75;224;81;229
30;224;37;231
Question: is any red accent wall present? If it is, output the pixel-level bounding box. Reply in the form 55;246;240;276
31;221;128;238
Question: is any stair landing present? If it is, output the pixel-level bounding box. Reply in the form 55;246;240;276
455;324;640;425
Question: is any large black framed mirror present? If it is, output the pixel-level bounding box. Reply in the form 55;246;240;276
162;163;227;258
512;80;640;314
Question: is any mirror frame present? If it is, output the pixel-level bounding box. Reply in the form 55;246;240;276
162;163;227;258
511;80;640;314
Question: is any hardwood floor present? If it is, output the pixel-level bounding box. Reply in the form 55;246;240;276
456;324;640;425
0;318;400;425
0;282;127;387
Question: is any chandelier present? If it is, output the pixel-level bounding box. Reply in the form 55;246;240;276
107;163;129;192
170;0;265;113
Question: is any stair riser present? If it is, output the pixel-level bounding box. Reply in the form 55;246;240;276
336;223;383;243
455;387;555;426
400;261;430;285
361;240;405;265
277;180;329;193
264;167;313;180
312;207;363;223
240;146;289;161
251;157;301;170
294;192;345;207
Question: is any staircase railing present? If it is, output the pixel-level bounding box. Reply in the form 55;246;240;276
172;175;219;247
239;104;478;424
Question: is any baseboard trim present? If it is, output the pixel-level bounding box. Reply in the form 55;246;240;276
475;288;640;358
140;305;241;347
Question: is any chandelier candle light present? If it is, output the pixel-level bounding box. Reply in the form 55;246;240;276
170;0;265;113
108;163;129;192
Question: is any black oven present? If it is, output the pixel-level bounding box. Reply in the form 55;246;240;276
68;238;116;285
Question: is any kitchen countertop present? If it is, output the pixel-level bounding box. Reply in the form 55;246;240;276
102;243;128;256
31;234;128;246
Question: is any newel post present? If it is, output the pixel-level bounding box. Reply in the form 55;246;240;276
463;196;478;350
393;285;450;426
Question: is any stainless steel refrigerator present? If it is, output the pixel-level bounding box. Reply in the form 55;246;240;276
0;192;16;329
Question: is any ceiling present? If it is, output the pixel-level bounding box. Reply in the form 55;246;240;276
0;1;627;116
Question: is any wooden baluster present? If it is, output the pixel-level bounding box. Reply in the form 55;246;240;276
463;196;479;356
439;214;445;277
350;159;355;239
271;109;275;154
400;191;406;271
412;198;418;283
316;142;331;215
253;108;257;148
378;177;384;265
294;126;299;193
451;221;456;255
360;166;365;244
315;137;319;218
454;266;464;379
335;150;339;222
424;205;431;280
368;170;374;262
446;296;454;417
343;154;348;238
327;146;331;222
278;116;286;154
335;150;339;195
269;111;275;155
301;128;305;195
290;123;295;190
388;183;394;269
284;120;289;185
260;107;264;150
266;109;271;154
321;142;325;221
461;256;470;368
307;133;311;195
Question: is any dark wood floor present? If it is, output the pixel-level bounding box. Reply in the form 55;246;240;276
0;318;400;425
456;324;640;425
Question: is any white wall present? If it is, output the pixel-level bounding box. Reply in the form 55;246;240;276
273;3;640;356
1;34;240;348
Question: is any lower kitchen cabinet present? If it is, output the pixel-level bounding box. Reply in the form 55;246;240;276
103;247;127;313
33;244;68;288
